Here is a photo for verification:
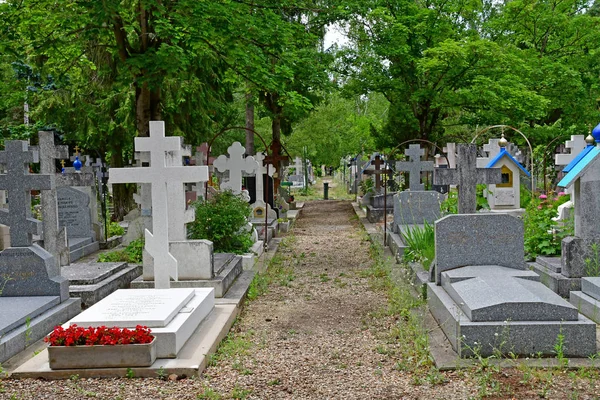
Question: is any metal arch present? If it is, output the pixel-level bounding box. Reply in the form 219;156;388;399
381;139;450;247
471;125;535;197
206;126;271;250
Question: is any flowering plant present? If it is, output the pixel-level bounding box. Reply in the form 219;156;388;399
45;324;154;347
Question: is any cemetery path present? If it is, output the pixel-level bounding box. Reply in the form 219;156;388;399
2;200;600;399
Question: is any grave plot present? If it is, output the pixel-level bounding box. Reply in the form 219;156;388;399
0;140;81;364
530;129;600;298
35;132;140;308
425;144;596;358
11;122;252;379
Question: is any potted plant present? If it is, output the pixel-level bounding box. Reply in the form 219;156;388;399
45;324;157;369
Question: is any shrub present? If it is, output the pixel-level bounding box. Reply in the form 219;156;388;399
188;191;253;254
108;221;125;237
523;192;572;259
402;221;435;270
97;238;144;264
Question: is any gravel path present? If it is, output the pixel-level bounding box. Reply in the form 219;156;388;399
2;199;600;399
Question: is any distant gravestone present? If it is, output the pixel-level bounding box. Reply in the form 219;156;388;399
434;213;524;284
434;144;502;214
393;191;445;230
556;135;586;167
396;144;434;191
57;187;94;239
213;142;257;195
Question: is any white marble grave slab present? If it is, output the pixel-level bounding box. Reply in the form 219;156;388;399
69;288;196;328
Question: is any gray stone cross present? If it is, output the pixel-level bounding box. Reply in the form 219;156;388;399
35;132;95;265
0;140;53;247
396;144;434;190
434;144;501;214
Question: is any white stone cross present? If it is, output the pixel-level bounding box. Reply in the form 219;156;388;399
253;152;274;204
0;141;53;247
165;138;202;241
109;121;209;288
476;139;502;168
555;135;586;166
396;144;434;191
213;142;257;195
434;144;502;214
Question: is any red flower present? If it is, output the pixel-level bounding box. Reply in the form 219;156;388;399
45;325;154;346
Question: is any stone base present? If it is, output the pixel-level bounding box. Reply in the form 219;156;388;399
69;288;214;359
529;259;581;298
241;241;264;269
62;262;142;308
487;208;526;218
68;237;100;263
0;297;81;363
570;277;600;324
428;282;596;357
131;254;243;297
366;205;393;223
386;231;407;263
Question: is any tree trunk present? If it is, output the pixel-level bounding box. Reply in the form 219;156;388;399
245;90;255;155
110;149;135;221
135;82;161;137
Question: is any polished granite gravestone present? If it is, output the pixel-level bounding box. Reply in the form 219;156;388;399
428;213;596;358
392;191;445;233
0;140;80;363
366;191;395;223
68;288;214;358
57;187;100;261
570;277;600;324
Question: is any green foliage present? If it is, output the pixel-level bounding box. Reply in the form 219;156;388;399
402;221;436;271
188;191;252;254
359;177;375;196
107;222;125;238
440;190;458;215
523;193;572;260
97;239;143;264
584;243;600;277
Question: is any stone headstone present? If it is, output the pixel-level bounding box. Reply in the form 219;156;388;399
396;144;434;191
0;141;52;247
434;213;525;284
434;144;502;214
57;187;94;239
393;191;445;230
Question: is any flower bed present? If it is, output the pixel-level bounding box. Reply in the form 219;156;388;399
46;325;156;369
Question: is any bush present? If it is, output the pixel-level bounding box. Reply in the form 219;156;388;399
108;221;125;237
402;221;435;270
523;192;572;259
188;191;253;254
98;239;144;264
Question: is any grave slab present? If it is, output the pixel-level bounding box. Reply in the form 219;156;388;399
62;262;142;308
70;288;196;328
68;288;214;359
581;277;600;301
441;265;578;322
0;296;60;336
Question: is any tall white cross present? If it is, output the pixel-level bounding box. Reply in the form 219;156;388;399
108;121;209;288
213;142;257;194
253;152;274;204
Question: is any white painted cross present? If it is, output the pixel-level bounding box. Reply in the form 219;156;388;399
555;135;586;166
476;139;502;168
253;152;274;205
213;142;256;195
165;138;202;241
108;121;209;289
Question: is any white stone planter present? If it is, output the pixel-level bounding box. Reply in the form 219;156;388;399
48;338;157;369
